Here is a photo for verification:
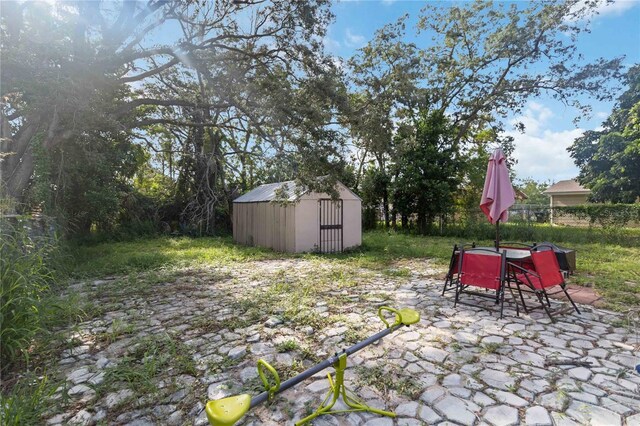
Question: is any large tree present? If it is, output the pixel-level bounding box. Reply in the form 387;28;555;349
346;0;623;230
568;64;640;203
347;18;423;227
393;109;460;234
1;0;346;234
415;0;624;138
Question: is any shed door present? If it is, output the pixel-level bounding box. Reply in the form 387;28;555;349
319;199;343;253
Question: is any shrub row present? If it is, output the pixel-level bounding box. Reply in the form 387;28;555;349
555;204;640;228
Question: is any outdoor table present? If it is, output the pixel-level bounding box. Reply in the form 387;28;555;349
474;247;531;261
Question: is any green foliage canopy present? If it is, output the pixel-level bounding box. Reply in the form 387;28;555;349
393;110;461;234
568;65;640;203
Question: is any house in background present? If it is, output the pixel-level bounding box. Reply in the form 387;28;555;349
543;179;591;225
233;180;362;253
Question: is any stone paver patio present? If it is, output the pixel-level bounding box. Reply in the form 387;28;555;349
46;259;640;425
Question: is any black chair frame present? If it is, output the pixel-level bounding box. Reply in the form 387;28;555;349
442;242;475;296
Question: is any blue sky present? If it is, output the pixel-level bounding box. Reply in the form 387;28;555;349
325;0;640;183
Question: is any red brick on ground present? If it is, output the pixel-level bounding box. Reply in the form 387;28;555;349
549;284;605;307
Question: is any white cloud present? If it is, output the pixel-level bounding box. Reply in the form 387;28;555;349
323;36;341;53
345;28;366;48
509;128;583;182
507;102;584;182
567;0;638;22
591;0;638;16
510;101;553;135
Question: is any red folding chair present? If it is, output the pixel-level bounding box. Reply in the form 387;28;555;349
454;248;517;319
509;245;581;321
442;242;475;296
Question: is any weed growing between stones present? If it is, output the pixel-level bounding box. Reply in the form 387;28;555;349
192;314;252;334
299;347;322;365
344;328;368;345
480;342;503;354
382;267;412;278
0;371;60;425
505;383;519;393
96;333;196;399
97;319;135;345
208;354;245;375
276;340;300;353
355;364;422;400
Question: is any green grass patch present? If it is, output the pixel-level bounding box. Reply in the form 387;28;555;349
276;340;300;353
97;319;135;345
65;229;639;310
480;342;503;354
97;333;196;400
0;371;61;426
66;236;280;278
355;363;422;399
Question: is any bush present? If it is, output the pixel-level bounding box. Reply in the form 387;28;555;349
362;207;379;231
555;204;640;228
428;220;640;246
0;222;60;371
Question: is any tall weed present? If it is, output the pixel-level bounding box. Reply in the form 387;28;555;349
0;223;60;370
0;371;58;426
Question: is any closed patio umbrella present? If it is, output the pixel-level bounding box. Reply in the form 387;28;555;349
480;148;516;249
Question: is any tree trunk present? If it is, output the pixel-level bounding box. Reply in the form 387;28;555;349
417;211;425;235
1;109;64;204
390;207;397;228
382;187;390;228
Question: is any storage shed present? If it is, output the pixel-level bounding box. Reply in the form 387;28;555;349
233;180;361;253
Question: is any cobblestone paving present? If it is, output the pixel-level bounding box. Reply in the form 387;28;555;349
46;259;640;425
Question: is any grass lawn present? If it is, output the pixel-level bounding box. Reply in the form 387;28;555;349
68;229;640;311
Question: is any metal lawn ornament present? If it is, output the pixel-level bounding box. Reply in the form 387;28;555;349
205;306;420;426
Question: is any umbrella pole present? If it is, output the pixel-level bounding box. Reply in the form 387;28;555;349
495;219;500;250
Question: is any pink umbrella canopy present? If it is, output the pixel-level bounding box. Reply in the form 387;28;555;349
480;148;515;247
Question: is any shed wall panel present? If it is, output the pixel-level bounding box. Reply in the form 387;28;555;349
295;199;320;252
343;199;362;250
286;205;296;251
259;203;267;247
265;203;272;248
233;202;298;251
232;204;238;242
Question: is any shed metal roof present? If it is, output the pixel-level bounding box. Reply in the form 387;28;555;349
543;179;591;195
234;180;362;203
233;181;304;203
